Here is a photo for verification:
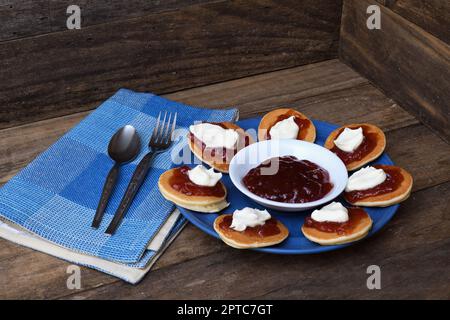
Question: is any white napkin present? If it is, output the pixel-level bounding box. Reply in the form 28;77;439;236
0;209;185;284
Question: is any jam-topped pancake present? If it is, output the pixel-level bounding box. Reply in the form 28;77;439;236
214;210;289;249
158;166;229;213
344;165;413;207
258;108;316;142
304;207;367;235
324;123;386;171
169;166;225;197
188;122;253;173
219;216;281;238
242;156;333;203
301;203;373;245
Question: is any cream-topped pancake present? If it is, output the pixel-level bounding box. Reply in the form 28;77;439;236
324;123;386;171
258;108;316;142
344;165;413;207
158;166;228;213
188;122;253;173
301;204;372;245
214;209;289;249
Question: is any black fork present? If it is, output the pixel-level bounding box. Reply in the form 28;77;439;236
105;112;177;235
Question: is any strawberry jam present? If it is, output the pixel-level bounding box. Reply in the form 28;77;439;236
344;165;404;202
218;215;280;237
169;166;225;197
304;207;366;235
330;125;378;165
266;112;311;140
242;156;333;203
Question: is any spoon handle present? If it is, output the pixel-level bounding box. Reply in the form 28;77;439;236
105;151;156;235
92;163;119;228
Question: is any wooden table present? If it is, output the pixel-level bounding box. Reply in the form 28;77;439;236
1;59;449;299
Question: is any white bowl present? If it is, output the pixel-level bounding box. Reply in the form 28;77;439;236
229;139;348;212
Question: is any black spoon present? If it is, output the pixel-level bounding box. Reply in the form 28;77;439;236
91;125;141;228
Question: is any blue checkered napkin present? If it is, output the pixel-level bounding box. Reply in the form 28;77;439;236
0;89;238;264
126;215;187;269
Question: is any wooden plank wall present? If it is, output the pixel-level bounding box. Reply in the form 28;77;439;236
0;0;343;129
376;0;450;43
0;1;226;42
340;0;450;143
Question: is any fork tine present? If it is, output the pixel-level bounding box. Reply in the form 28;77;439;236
169;112;177;144
162;112;172;145
150;112;161;145
157;111;167;143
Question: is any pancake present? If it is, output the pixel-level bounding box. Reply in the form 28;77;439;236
258;108;316;142
344;165;413;207
188;122;254;173
158;167;229;213
324;123;386;171
213;214;289;249
301;208;373;245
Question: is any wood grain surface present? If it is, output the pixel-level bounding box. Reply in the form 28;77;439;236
48;0;225;33
0;0;342;130
376;0;450;43
1;60;449;299
0;0;50;41
340;0;450;144
0;1;227;41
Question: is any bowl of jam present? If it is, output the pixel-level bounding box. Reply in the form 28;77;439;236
229;139;348;211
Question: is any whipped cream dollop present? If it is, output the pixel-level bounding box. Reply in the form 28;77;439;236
311;202;349;223
230;207;271;232
187;165;222;187
345;166;387;192
269;116;299;140
189;123;238;149
333;127;364;152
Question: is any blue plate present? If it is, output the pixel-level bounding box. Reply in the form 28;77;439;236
178;117;399;254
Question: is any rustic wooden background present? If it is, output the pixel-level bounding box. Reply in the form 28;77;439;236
341;0;450;143
0;0;342;129
0;0;449;299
